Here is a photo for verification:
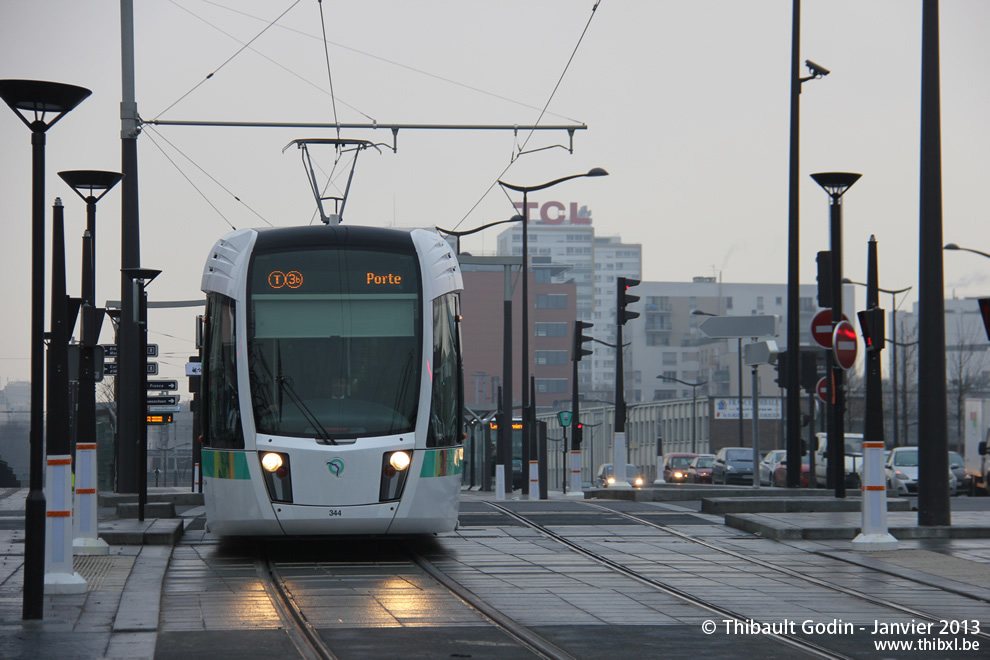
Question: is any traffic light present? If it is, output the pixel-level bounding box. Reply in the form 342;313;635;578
857;308;885;352
573;320;594;361
573;422;584;450
617;277;640;325
979;298;990;341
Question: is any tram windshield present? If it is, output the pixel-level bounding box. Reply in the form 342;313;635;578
247;246;421;440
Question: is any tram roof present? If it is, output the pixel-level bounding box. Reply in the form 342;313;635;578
253;224;418;252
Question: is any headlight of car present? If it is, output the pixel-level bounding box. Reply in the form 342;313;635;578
727;465;734;471
607;477;615;485
673;471;683;479
635;477;644;486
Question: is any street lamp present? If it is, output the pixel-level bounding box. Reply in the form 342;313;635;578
497;168;608;498
656;375;707;453
843;278;911;446
811;171;861;498
944;242;990;260
0;78;91;620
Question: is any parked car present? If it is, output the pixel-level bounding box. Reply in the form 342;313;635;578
813;432;863;489
885;447;958;496
948;451;971;495
596;463;645;488
712;447;754;485
662;453;699;483
772;453;810;488
686;454;715;483
759;450;787;486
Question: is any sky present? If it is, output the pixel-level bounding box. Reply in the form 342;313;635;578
2;0;989;392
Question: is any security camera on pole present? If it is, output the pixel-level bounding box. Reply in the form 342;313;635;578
612;277;640;487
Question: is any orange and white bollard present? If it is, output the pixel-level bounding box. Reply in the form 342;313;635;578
45;455;87;593
527;460;539;500
73;442;108;556
852;440;898;551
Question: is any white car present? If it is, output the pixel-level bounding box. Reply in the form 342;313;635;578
759;450;787;486
886;447;957;496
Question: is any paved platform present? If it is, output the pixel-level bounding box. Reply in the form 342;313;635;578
701;496;912;515
1;485;988;659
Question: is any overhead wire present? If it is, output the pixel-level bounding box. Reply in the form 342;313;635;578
167;0;374;121
144;125;273;227
154;0;301;120
201;0;582;123
142;129;238;231
451;0;603;232
316;0;341;139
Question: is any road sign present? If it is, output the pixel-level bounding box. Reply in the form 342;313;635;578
185;361;202;376
147;395;178;406
558;411;572;427
810;310;850;349
833;320;858;370
146;362;158;376
147;405;181;413
816;376;830;403
699;315;777;339
147;380;178;391
146;344;158;358
743;340;779;366
101;343;118;358
104;362;118;376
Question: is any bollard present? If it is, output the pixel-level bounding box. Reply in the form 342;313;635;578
528;460;539;500
653;454;666;484
611;432;631;487
45;455;87;593
193;462;201;493
495;465;506;501
568;450;583;496
851;440;898;551
73;443;108;556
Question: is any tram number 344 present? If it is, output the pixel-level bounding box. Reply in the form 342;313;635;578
328;509;343;517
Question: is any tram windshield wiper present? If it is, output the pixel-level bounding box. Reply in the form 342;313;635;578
275;375;337;445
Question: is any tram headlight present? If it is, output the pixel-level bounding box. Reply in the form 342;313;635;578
389;451;411;471
258;451;292;503
261;452;283;472
380;451;412;502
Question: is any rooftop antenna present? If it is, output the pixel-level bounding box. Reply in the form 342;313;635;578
282;138;381;225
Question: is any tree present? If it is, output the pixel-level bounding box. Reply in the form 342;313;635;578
947;318;990;454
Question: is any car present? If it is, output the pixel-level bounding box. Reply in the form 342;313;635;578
759;449;787;486
686;454;715;483
712;447;755;485
662;453;699;483
886;447;958;496
596;463;645;488
772;453;811;488
813;432;864;489
948;451;972;495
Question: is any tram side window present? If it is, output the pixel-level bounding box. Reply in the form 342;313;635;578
428;293;463;448
203;293;244;449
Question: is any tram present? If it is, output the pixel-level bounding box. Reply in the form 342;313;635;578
199;224;464;536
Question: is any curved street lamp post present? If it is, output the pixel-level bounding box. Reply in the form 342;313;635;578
497;168;608;498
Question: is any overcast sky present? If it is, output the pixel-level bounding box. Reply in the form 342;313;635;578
2;0;989;389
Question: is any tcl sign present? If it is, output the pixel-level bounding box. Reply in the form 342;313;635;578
513;201;592;225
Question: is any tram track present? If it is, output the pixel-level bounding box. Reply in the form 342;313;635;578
256;540;575;660
578;500;990;642
485;499;990;658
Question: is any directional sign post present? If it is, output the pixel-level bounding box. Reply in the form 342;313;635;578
698;315;777;339
833;320;858;370
147;395;178;407
147;380;178;392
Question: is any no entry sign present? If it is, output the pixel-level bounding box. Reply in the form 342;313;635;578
833;320;858;370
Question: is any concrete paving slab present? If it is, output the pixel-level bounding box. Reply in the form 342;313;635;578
702;496;911;515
